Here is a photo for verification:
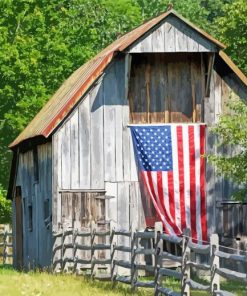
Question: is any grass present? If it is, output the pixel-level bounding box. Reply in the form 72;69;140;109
0;265;246;296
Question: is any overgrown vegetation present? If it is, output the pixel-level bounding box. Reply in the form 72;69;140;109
0;185;11;224
209;98;247;201
0;266;246;296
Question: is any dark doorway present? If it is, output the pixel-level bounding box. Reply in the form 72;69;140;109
15;186;23;269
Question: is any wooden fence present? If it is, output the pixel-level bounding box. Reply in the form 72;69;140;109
0;224;13;264
52;222;247;296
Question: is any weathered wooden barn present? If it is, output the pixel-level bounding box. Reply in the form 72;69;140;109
7;10;247;269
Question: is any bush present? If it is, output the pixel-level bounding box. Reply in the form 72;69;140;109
0;185;11;224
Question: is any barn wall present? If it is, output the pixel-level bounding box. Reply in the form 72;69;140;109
14;142;52;268
128;15;218;53
52;58;245;243
205;67;247;236
52;57;140;232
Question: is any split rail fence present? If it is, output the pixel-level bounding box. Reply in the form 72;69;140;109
52;222;247;296
0;224;13;264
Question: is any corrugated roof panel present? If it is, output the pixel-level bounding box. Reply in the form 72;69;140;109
9;10;229;148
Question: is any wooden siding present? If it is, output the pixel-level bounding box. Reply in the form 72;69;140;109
129;53;204;123
128;15;218;53
205;68;245;235
14;142;52;269
52;57;139;231
52;53;245;241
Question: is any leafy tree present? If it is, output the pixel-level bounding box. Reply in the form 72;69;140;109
212;0;247;75
0;185;11;224
0;0;141;189
209;98;247;201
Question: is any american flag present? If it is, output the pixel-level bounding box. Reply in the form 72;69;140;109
130;124;207;243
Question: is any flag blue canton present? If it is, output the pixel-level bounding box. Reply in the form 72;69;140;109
131;126;173;172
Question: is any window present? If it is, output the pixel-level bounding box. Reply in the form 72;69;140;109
221;202;247;237
28;204;33;232
43;199;51;228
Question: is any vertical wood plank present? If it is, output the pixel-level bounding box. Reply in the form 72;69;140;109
205;70;216;235
104;65;116;182
104;106;116;181
61;123;71;189
117;182;130;274
90;81;104;189
123;106;131;181
164;22;175;52
115;105;123;181
152;26;165;52
105;182;118;226
79;94;91;189
214;71;222;123
70;109;79;188
129;128;138;182
175;28;187;52
53;130;62;229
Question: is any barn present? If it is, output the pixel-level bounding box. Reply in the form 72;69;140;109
7;9;247;270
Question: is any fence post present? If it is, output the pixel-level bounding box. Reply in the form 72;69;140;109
61;229;65;272
130;227;135;291
3;229;7;265
210;233;220;295
182;230;191;296
73;229;77;273
154;222;163;295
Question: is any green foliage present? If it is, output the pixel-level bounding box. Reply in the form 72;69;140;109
212;0;247;75
0;185;11;224
208;98;247;201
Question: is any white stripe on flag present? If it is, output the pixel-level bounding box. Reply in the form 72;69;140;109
162;171;174;224
183;126;191;231
142;172;174;235
194;125;202;242
171;126;181;230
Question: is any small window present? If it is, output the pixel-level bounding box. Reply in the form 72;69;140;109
43;199;50;228
28;204;33;232
33;146;39;182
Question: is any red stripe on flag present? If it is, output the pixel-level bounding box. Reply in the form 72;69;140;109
177;126;186;231
157;172;181;235
200;125;207;242
189;125;197;242
157;172;169;234
143;171;168;231
167;171;175;222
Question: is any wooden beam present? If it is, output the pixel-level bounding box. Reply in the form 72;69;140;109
125;53;132;101
205;53;215;97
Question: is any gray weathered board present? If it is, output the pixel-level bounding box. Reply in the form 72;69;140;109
15;143;52;268
128;15;218;53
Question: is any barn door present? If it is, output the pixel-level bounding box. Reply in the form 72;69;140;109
15;186;23;269
61;192;105;229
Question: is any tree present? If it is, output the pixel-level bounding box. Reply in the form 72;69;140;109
212;0;247;75
0;0;141;189
208;98;247;201
0;185;11;224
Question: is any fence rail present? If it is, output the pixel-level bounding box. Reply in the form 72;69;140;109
52;222;247;296
0;224;13;264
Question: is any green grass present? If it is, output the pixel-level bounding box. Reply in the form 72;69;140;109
0;266;246;296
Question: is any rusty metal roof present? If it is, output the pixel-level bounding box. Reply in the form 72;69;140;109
9;10;232;148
